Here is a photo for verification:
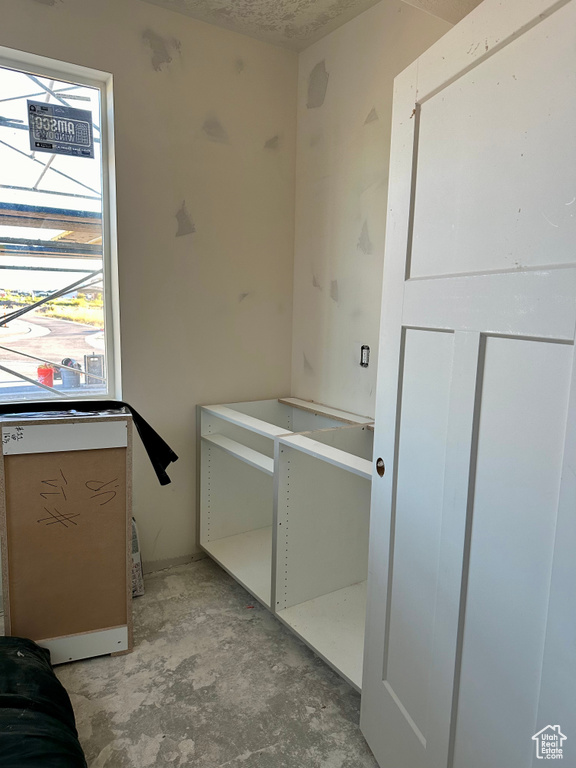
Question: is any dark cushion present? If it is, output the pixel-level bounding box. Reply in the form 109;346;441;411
0;637;87;768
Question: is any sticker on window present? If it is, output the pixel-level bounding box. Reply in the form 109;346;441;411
27;99;94;158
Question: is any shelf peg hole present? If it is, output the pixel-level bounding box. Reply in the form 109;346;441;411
376;458;385;477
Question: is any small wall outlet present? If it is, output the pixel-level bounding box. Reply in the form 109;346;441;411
360;345;370;368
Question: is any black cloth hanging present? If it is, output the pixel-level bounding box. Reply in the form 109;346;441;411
0;400;178;485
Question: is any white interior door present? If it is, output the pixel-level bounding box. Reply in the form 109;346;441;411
360;1;576;767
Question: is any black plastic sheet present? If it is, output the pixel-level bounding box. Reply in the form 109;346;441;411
0;400;178;485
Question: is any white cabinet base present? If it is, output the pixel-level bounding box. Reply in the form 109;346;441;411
277;580;367;691
199;399;373;688
203;527;272;607
40;626;129;665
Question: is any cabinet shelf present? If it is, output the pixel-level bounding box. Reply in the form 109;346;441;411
203;527;272;608
278;433;372;479
201;405;289;439
277;398;373;425
202;434;273;476
277;580;367;691
275;424;373;690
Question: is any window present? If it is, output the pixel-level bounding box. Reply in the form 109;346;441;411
0;48;119;402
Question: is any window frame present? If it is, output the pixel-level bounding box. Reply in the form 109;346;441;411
0;45;121;401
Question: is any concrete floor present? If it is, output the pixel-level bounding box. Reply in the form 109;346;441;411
57;558;380;767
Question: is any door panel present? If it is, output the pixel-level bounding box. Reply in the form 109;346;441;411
453;337;572;768
386;329;454;741
410;1;576;279
534;354;576;765
361;2;576;767
403;269;576;340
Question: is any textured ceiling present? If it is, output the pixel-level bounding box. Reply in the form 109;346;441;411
137;0;483;50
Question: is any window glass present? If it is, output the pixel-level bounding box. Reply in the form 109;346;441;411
0;64;112;401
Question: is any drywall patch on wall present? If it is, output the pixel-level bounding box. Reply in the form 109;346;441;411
175;201;195;237
238;292;250;302
264;135;280;150
142;29;181;71
307;61;329;109
235;57;245;73
312;274;322;289
364;107;379;124
357;221;373;255
1;0;298;569
330;280;339;303
202;116;229;143
292;0;451;418
310;131;322;148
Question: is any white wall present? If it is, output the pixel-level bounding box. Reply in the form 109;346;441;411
0;0;298;567
292;0;451;417
0;0;453;567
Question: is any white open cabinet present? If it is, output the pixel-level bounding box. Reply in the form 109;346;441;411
199;398;372;609
274;425;373;690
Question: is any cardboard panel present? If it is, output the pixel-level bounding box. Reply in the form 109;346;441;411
4;447;127;640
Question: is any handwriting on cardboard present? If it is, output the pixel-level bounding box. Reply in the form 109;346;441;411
2;426;24;445
37;467;120;528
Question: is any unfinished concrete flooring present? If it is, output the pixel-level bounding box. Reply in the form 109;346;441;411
56;558;379;767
